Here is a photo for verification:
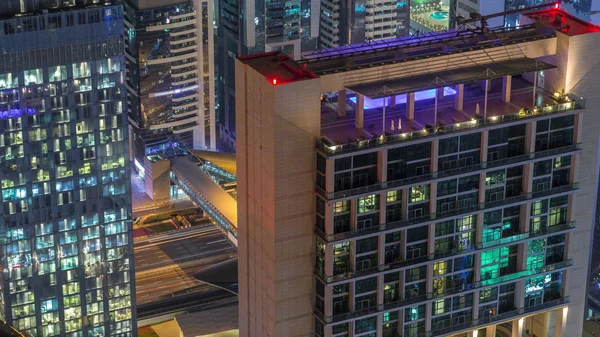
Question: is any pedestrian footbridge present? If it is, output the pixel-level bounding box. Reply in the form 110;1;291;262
169;156;238;247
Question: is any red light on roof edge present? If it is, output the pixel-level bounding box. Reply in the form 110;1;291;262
555;3;559;9
272;79;277;85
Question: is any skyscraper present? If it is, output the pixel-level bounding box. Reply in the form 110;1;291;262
318;0;411;48
124;0;216;172
236;7;600;337
0;2;135;336
215;0;321;150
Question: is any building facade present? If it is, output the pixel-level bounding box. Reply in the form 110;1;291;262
0;2;135;337
125;0;216;170
236;8;600;337
318;0;410;48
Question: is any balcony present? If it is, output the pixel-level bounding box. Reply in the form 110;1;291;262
317;143;581;200
317;79;584;157
317;222;574;283
316;184;578;243
418;297;569;337
316;260;572;324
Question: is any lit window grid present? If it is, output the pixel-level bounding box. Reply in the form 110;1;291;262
314;116;579;336
0;58;134;336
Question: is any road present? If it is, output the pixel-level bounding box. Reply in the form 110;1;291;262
135;224;236;305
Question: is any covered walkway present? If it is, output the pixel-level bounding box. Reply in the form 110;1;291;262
169;156;238;246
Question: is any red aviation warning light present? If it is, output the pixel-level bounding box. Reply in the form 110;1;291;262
272;79;277;85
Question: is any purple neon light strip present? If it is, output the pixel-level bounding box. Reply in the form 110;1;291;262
0;108;36;120
348;87;457;109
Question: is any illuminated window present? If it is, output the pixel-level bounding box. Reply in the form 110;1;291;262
410;185;429;203
48;66;67;82
457;215;473;231
433;261;448;276
23;69;43;85
358;194;379;213
334;200;349;213
387;190;400;203
72;61;91;78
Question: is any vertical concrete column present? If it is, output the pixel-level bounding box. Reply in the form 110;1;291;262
379;192;387;228
401;189;409;221
472;293;480;320
376;314;384;337
396;307;404;335
399;229;407;260
338;90;347;117
425;301;433;332
378;234;386;266
390;95;396;108
431;139;439;173
378;150;388;184
554;307;568;337
455;84;464;111
427;223;436;259
524;120;537;155
398;269;406;299
502;75;512;103
487;325;497;337
324;281;334;316
356;93;365;129
480;131;489;167
407;92;415;120
429;182;438;220
350;199;358;231
512;317;525;337
473;253;482;282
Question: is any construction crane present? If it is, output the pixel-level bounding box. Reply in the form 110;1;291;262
456;1;561;33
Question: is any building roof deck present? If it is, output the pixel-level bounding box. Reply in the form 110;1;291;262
237;52;316;84
319;77;581;156
523;8;600;36
300;24;555;75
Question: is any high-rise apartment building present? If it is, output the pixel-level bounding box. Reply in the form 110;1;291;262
318;0;410;48
215;0;321;150
124;0;216;173
236;7;600;337
0;2;135;337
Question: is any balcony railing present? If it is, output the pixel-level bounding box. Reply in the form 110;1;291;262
317;143;581;200
317;93;584;157
316;260;572;324
317;222;575;283
316;184;578;242
418;297;570;337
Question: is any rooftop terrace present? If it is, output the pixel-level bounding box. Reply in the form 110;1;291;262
319;77;583;156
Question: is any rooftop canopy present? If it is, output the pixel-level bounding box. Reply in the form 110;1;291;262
347;58;555;99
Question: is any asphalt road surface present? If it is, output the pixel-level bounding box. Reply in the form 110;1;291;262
134;224;236;305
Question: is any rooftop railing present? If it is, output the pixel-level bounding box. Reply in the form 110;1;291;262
316;260;572;324
317;93;584;157
316;222;574;283
317;143;581;200
316;184;578;243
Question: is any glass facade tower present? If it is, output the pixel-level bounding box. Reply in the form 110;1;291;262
0;3;135;337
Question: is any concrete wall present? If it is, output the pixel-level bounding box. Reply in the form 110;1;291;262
144;158;171;201
236;60;321;337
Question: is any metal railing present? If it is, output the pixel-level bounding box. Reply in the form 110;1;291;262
316;184;578;242
317;144;581;200
316;260;572;324
417;297;570;337
317;222;575;283
317;95;583;156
